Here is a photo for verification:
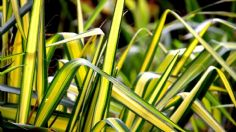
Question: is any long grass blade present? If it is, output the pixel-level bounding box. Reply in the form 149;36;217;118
131;53;179;131
66;35;105;131
143;9;236;80
206;92;236;125
46;28;104;47
36;5;46;103
0;65;23;75
0;84;74;108
179;93;225;131
18;0;43;123
172;22;209;76
170;66;236;122
33;58;183;131
7;31;23;103
76;0;84;44
167;10;236;80
84;0;107;30
140;10;169;72
92;0;124;126
46;34;63;64
0;105;70;131
116;28;152;72
20;0;30;37
121;72;159;128
192;101;225;132
0;53;25;61
156;45;227;110
112;86;184;132
10;0;26;40
62;33;85;88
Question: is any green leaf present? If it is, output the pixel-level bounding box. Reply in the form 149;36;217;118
84;0;107;30
168;10;236;80
0;65;23;75
0;0;32;36
91;0;124;126
143;9;236;80
76;0;84;44
156;45;227;110
7;31;24;100
66;34;105;131
36;3;46;103
33;58;183;131
92;118;130;132
10;0;26;40
185;0;204;21
0;52;25;61
116;28;152;73
133;0;150;28
121;72;159;128
197;11;236;18
131;53;179;131
112;84;184;132
206;92;236;125
172;21;209;75
46;28;104;48
170;65;236;122
18;0;43;123
180;93;225;132
46;34;64;65
140;10;169;72
62;33;85;88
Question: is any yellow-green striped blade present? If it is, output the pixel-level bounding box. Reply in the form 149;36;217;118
131;53;179;131
166;10;236;80
18;0;43;123
36;4;46;104
33;58;182;131
92;118;129;132
121;72;159;128
92;0;124;126
156;45;227;110
66;34;105;132
170;66;236;123
10;0;26;40
179;93;225;131
206;92;236;125
0;65;23;75
112;85;184;132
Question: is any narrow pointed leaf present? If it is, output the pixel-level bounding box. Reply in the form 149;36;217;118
33;58;183;131
18;0;43;123
117;28;152;72
170;66;236;123
10;0;26;40
180;93;225;132
156;45;227;110
206;92;236;125
92;0;124;126
131;53;179;130
84;0;107;30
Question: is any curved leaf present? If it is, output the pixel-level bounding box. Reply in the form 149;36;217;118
92;118;129;132
34;58;183;131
